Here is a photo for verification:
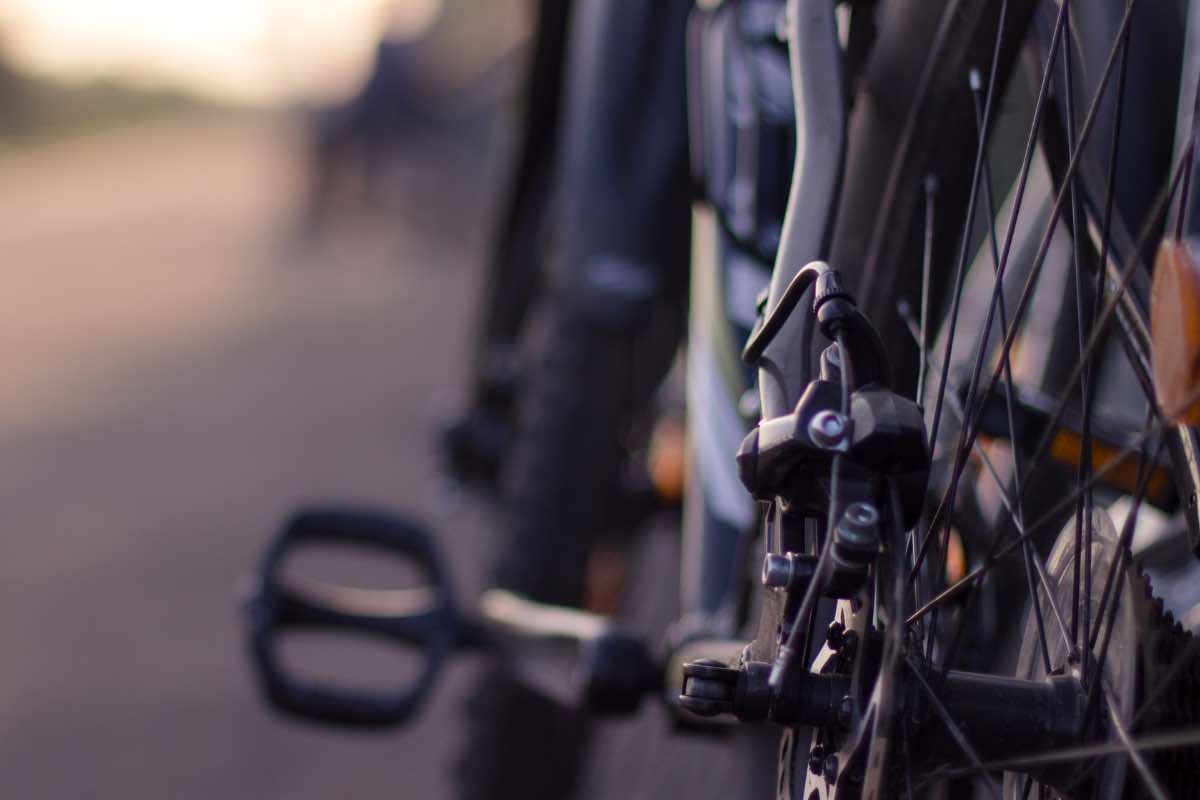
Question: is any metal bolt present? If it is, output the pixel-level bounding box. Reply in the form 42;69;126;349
836;502;881;548
809;410;847;449
844;501;878;526
761;552;817;592
824;754;840;784
761;553;793;588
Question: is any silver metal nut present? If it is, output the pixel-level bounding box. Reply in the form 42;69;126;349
808;410;847;449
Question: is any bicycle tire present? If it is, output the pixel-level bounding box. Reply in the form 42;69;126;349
455;292;682;800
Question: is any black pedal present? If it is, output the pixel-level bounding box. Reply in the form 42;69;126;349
244;506;662;727
244;507;462;727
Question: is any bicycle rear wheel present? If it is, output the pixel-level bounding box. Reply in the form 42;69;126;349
789;0;1200;796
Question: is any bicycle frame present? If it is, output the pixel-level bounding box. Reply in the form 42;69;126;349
665;0;846;701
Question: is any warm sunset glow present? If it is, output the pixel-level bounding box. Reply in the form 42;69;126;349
0;0;443;104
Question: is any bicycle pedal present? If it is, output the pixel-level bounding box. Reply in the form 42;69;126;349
243;506;466;728
243;506;664;726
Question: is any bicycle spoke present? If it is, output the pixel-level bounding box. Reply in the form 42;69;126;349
1133;637;1200;727
905;656;1003;800
1104;689;1170;800
1016;133;1194;503
1060;524;1185;794
920;0;1038;668
1094;0;1135;364
1177;143;1196;238
969;64;1058;672
970;443;1071;655
1059;0;1095;655
915;727;1200;786
914;0;1146;590
913;70;1192;608
951;0;1152;489
919;175;938;402
906;380;1200;626
969;69;1024;524
913;0;1067;563
925;0;1015;450
898;302;1066;664
1071;433;1153;754
1085;484;1148;658
1086;0;1135;667
905;451;1130;625
1176;69;1199;238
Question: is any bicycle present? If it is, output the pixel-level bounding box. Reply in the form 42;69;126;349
244;1;1200;797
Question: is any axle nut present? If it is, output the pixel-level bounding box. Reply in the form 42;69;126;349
761;552;817;591
680;658;738;717
809;410;848;450
762;553;794;588
837;502;880;546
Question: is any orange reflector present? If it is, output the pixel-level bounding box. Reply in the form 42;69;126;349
1048;428;1173;506
945;528;967;584
648;414;687;504
1152;238;1200;424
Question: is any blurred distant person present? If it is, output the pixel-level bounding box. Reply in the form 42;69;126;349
300;5;440;235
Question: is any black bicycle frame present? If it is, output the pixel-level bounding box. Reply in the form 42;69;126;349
666;0;846;699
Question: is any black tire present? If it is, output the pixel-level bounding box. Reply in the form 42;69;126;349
454;0;692;791
456;670;590;800
454;290;682;800
830;0;1043;397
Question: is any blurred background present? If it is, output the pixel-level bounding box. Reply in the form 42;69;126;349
0;2;747;797
0;1;514;797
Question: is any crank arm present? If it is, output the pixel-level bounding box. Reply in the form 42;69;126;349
477;588;661;715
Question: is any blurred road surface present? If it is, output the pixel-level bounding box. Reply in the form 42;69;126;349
0;110;496;799
0;111;765;799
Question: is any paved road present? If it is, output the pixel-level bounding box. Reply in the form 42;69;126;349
0;112;768;799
